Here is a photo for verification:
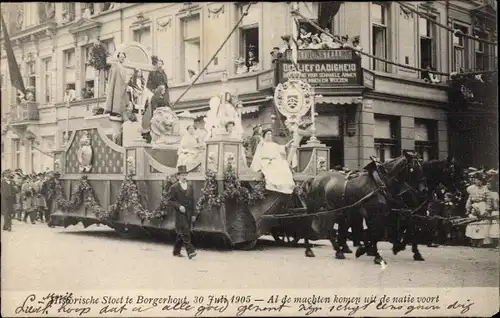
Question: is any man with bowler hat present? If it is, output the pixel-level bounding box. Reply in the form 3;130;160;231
167;165;197;259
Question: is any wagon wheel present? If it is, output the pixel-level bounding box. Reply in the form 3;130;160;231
271;229;300;246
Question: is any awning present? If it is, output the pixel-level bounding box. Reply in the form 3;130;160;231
190;105;261;119
315;96;362;105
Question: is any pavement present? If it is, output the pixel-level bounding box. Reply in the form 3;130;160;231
1;220;499;291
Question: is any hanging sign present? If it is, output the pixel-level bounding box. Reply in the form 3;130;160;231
278;49;362;87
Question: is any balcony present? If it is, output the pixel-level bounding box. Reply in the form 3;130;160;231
9;102;40;125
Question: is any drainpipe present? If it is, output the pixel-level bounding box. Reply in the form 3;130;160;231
445;0;450;76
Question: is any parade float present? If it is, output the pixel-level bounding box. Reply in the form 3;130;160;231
49;42;333;249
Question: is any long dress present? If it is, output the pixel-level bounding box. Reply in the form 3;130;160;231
465;184;490;240
146;68;169;105
105;62;129;116
485;191;499;240
177;133;204;171
250;140;295;194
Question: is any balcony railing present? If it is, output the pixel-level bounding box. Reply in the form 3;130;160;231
9;102;40;123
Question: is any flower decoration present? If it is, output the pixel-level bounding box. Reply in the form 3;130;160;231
54;175;110;220
224;152;235;168
109;173;148;222
207;152;218;172
87;42;111;72
317;156;327;171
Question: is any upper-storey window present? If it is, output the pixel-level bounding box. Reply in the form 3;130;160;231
132;26;152;55
63;49;76;100
43;58;51;103
419;16;438;77
371;2;390;72
374;115;400;162
452;23;468;72
414;119;438;161
38;3;55;23
236;3;260;74
474;29;490;71
61;3;76;24
180;14;201;82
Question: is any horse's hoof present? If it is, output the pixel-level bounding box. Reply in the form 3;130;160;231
366;250;375;257
335;252;346;260
392;245;404;255
343;247;353;254
355;247;366;258
413;254;425;261
374;257;386;265
305;250;315;258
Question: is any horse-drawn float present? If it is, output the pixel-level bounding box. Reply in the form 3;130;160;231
49;44;330;249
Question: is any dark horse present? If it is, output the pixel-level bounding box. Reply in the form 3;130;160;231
300;150;427;265
391;157;466;258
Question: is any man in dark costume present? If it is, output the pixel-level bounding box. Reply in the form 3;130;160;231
166;165;197;259
2;169;15;231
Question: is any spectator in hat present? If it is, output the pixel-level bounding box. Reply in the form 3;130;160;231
249;59;260;72
21;175;36;224
309;34;322;49
166;165;197;259
235;57;248;75
299;26;311;42
270;47;283;64
2;169;15;231
465;171;490;247
246;125;262;164
280;35;291;53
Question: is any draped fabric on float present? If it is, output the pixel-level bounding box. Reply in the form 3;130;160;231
104;62;129;116
318;2;343;30
1;14;25;93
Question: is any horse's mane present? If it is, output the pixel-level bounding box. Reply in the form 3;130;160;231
422;159;448;174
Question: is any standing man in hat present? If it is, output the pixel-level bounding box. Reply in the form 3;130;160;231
166;165;197;259
1;169;15;231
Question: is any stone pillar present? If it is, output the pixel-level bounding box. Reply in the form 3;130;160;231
358;98;375;169
298;141;330;175
74;43;82;100
400;116;415;152
437;119;448;160
344;104;360;170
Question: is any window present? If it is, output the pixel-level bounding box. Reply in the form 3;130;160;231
27;62;36;102
82;3;95;16
62;3;75;23
63;49;76;99
133;26;152;54
181;14;201;82
13;139;21;170
452;24;468;72
474;30;489;71
43;58;51;103
372;2;390;72
100;3;113;12
82;46;95;99
414;119;438;161
99;39;115;97
239;27;259;71
419;16;437;77
374;115;400;162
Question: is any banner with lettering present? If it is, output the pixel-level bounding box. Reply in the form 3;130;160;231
278;49;362;87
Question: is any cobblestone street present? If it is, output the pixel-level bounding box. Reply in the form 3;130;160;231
2;221;498;291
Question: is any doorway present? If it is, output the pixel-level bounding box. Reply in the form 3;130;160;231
319;137;344;169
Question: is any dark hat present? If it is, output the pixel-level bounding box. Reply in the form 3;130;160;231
341;34;349;41
225;121;235;128
262;128;273;136
54;171;61;177
273;46;280;50
253;124;262;131
352;35;360;43
177;165;188;175
281;35;291;41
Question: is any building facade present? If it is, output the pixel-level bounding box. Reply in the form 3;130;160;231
1;1;496;173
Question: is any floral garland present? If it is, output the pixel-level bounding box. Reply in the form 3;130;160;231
86;42;111;72
195;166;267;214
54;176;110;220
196;170;222;214
146;173;179;222
109;174;149;222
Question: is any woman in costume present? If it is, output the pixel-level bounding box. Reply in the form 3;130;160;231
105;52;129;118
127;68;146;106
250;128;295;194
177;125;204;171
465;171;490;247
146;56;169;106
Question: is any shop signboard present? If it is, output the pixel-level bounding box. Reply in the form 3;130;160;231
278;49;362;87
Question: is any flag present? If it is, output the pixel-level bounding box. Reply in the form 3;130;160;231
318;2;344;31
1;14;25;93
